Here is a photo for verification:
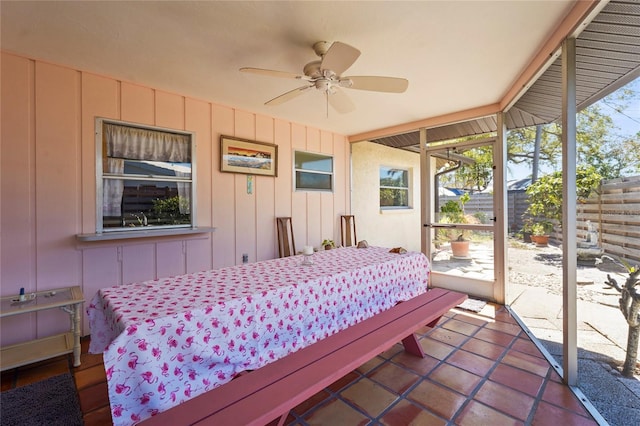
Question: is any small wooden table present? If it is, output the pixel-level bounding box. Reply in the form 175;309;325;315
0;286;84;371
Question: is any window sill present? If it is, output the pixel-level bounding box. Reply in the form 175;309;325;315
380;208;414;214
76;227;215;242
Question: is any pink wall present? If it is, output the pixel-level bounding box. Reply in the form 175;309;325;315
0;52;350;342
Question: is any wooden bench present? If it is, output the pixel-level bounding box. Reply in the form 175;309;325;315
142;288;466;426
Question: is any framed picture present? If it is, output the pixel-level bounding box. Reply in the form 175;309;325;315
220;135;278;177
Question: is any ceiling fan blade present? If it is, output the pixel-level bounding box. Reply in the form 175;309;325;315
240;67;306;80
265;85;313;106
328;87;356;114
320;42;361;76
343;76;409;93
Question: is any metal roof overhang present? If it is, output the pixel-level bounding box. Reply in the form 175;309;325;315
370;0;640;150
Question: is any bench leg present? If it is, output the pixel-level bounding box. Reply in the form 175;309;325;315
400;314;446;357
426;315;443;328
276;412;288;426
401;333;425;358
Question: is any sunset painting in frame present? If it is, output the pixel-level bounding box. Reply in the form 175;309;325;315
220;136;278;177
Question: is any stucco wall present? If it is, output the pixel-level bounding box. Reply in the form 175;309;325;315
351;141;421;252
0;51;350;342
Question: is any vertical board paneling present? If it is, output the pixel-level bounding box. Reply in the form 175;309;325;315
119;82;156;274
234;110;256;265
80;73;119;233
0;53;35;344
81;247;120;335
1;54;34;293
274;120;292;215
334;135;349;217
306;128;321;247
185;98;213;272
157;241;186;278
306;127;321;152
155;91;185;130
255;115;276;261
1;53;351;345
80;72;120;332
274;120;292;254
121;82;154;125
186;237;212;273
155;91;187;274
34;62;82;336
291;124;307;249
122;244;156;283
320;131;336;243
211;105;235;268
307;192;322;248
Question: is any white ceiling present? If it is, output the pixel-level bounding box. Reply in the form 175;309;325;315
0;1;576;137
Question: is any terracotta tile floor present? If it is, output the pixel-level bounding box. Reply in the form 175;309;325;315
1;304;600;425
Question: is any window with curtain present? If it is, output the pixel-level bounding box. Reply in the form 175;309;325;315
96;118;196;232
380;166;410;208
294;151;333;191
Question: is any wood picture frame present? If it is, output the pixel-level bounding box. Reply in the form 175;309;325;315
220;135;278;177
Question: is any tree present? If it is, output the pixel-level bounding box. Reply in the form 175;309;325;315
576;104;640;179
507;81;640;179
604;258;640;377
524;165;602;224
508;124;561;174
439;145;494;192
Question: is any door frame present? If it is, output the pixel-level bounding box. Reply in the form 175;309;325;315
420;124;507;303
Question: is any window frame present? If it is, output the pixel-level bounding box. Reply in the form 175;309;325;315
94;117;197;234
379;165;411;209
293;150;334;192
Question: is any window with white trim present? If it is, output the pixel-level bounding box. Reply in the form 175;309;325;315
294;151;333;191
96;118;196;232
380;166;410;208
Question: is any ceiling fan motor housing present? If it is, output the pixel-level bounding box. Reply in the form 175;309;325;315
303;61;322;78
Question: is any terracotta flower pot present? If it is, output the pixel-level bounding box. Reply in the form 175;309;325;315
450;240;470;259
531;235;549;247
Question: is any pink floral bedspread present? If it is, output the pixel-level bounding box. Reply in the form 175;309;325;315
87;246;430;425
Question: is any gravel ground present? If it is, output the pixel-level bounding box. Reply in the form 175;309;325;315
507;239;626;308
508;238;640;425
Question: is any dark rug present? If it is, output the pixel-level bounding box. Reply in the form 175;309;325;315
1;373;83;425
457;298;487;313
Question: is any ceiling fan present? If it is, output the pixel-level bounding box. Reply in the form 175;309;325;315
240;41;408;114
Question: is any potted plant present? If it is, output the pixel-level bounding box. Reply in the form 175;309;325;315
450;232;470;258
530;221;552;247
321;239;336;250
439;193;471;259
521;218;534;243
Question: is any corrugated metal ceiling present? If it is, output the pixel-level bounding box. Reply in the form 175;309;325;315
371;0;640;151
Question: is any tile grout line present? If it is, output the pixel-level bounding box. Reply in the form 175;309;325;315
446;313;525;424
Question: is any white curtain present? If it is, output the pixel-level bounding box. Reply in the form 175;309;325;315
105;123;191;162
103;159;124;217
175;171;190;215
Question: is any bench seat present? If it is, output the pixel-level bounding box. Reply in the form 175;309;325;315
142;288;466;426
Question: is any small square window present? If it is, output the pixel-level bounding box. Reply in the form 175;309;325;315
96;118;196;233
380;166;410;208
294;151;333;192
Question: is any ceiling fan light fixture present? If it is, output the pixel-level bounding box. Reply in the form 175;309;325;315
338;78;354;89
315;79;330;91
